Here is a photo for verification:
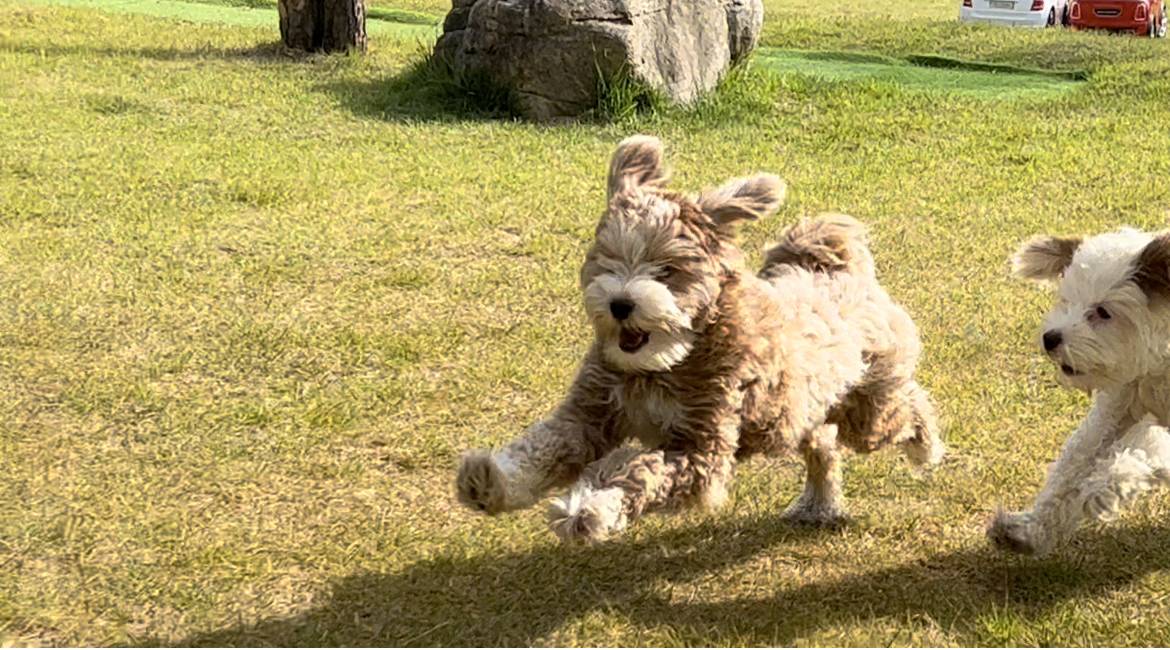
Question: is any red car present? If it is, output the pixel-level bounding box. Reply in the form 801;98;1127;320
1069;0;1167;36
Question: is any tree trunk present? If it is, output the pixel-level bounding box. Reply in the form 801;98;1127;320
278;0;367;53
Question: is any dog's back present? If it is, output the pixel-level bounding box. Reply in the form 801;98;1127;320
757;213;901;353
756;213;934;455
759;213;875;280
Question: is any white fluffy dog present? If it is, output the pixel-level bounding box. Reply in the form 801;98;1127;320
989;228;1170;556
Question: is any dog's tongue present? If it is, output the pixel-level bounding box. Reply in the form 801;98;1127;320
619;329;649;353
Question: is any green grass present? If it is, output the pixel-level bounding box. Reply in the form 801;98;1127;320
175;0;442;25
2;0;1170;646
756;49;1083;99
18;0;440;35
371;0;963;22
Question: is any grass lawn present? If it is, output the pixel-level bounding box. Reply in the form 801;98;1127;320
2;0;1170;645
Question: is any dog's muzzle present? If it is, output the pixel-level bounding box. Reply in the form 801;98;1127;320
1059;363;1083;377
618;328;649;353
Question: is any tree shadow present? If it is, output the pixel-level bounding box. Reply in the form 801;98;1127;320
312;57;523;124
0;41;301;63
169;515;1170;646
3;34;503;122
2;35;524;123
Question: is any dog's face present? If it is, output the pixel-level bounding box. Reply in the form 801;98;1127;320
579;136;785;374
1014;229;1170;390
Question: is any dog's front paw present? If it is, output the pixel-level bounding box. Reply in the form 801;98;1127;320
456;450;508;515
902;436;947;470
782;494;849;527
547;486;626;543
987;509;1045;555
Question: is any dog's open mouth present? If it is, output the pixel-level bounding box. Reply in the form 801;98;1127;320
618;328;649;353
1060;363;1083;377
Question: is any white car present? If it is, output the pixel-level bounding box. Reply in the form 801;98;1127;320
960;0;1069;27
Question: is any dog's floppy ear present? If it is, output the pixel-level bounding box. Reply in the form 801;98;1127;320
607;135;668;199
1012;235;1081;282
698;174;787;231
1133;233;1170;299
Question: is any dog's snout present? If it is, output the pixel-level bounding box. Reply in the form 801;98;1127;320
1042;330;1063;352
609;299;635;321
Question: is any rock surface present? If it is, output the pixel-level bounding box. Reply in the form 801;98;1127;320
434;0;764;119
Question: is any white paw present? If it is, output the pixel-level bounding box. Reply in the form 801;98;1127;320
547;485;626;543
923;438;948;467
455;450;508;515
987;509;1047;556
696;479;731;511
902;437;947;469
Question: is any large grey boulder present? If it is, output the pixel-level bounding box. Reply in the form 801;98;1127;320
434;0;764;120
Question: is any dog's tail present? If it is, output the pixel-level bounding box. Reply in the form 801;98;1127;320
760;213;875;278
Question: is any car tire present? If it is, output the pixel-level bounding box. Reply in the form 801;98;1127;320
1157;3;1168;37
1047;7;1057;26
1062;4;1070;25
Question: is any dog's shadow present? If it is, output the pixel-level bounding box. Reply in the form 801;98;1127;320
169;514;1170;646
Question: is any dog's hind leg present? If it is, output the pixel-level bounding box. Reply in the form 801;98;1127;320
1081;416;1170;522
783;424;847;525
833;350;943;468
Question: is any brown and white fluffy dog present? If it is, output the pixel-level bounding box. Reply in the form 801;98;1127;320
455;136;945;542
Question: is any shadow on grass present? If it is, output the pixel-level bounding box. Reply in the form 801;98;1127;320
4;37;518;122
314;62;517;124
170;515;1170;646
0;40;293;62
316;53;784;125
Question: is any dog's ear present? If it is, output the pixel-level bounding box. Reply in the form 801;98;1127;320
1012;235;1081;282
1133;233;1170;299
607;135;668;199
698;174;786;232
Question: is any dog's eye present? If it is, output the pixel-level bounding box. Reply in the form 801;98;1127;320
1095;306;1111;321
656;266;677;279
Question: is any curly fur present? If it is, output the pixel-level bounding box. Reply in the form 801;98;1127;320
456;135;944;542
760;214;875;278
989;228;1170;556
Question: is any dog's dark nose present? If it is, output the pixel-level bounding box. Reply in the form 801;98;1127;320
1043;330;1062;352
609;299;634;321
